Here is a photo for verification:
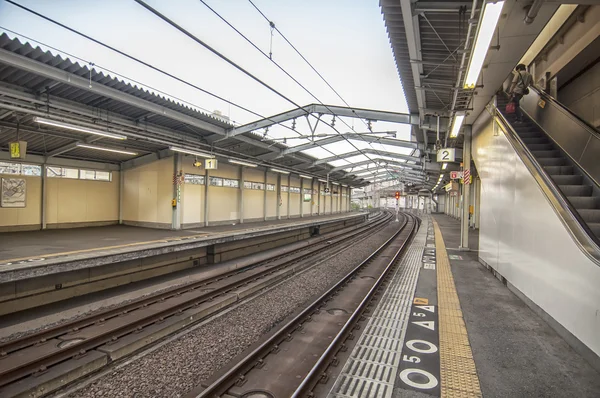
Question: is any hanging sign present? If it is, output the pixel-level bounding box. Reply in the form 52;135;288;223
205;158;218;170
436;148;455;163
450;171;463;180
9;141;27;159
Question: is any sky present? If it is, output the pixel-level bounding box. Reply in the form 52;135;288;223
0;0;414;173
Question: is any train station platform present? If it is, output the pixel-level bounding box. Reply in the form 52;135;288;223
0;212;367;315
326;214;600;397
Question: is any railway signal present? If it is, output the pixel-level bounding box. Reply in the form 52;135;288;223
395;191;400;199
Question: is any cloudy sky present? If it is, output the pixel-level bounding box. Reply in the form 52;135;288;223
0;0;413;170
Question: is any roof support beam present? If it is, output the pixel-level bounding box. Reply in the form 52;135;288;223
0;48;227;136
313;148;419;166
333;158;423;173
227;104;419;137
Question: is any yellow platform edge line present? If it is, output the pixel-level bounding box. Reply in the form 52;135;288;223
433;219;482;398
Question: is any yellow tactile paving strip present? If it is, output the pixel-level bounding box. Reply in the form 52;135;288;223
433;220;482;398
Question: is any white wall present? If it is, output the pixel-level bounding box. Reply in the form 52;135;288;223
559;61;600;128
472;112;600;358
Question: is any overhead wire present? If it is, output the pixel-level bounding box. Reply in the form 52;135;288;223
2;0;355;181
196;0;393;176
245;0;418;183
138;0;402;181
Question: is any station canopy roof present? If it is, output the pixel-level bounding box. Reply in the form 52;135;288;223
0;32;433;187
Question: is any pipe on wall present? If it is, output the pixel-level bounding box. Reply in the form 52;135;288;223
525;0;545;25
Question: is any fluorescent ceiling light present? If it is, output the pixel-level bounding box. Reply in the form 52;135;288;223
76;143;137;156
169;146;214;158
463;1;505;89
449;114;465;138
318;179;329;183
229;159;257;167
442;163;448;170
34;117;127;140
299;174;313;179
270;168;289;174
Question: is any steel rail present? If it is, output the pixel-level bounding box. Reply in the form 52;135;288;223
0;212;392;388
293;213;420;396
194;213;418;398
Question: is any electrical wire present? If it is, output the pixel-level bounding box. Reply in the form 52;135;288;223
246;0;414;182
197;0;408;181
2;0;355;181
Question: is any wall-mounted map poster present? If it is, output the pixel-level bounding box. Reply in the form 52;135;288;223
1;178;26;208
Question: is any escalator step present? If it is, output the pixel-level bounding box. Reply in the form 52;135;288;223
538;158;565;166
531;150;560;158
545;166;574;175
522;137;550;145
588;223;600;238
551;175;583;185
568;196;599;209
518;131;543;138
559;185;593;196
577;209;600;223
527;143;554;151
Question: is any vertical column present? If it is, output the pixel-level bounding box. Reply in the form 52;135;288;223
118;165;124;225
41;163;47;230
317;180;321;216
239;166;244;224
276;173;281;220
461;124;471;250
172;153;182;230
300;176;304;218
204;168;209;227
287;173;291;219
263;169;268;221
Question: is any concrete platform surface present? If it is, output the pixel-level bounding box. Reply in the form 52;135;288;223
433;215;600;397
0;213;360;263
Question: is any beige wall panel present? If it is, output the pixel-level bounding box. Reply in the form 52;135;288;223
0;175;41;226
244;189;264;219
267;172;278;184
55;179;86;223
281;194;289;217
208;187;238;222
157;158;174;224
289;193;300;216
245;168;265;182
182;184;203;224
137;169;159;222
302;197;312;215
211;162;240;179
122;169;139;221
266;191;277;218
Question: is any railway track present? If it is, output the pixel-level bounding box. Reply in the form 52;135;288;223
0;211;394;397
187;213;419;398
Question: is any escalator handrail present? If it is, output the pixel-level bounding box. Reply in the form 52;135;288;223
530;85;600;137
489;100;600;266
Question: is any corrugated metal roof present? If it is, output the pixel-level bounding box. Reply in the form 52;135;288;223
380;0;418;114
0;33;233;131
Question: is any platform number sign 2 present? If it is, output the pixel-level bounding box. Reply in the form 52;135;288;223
436;148;456;163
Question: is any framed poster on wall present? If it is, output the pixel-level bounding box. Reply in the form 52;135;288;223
1;178;26;208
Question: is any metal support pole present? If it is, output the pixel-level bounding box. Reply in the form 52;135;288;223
263;169;268;221
276;173;281;220
317;180;321;216
300;177;304;218
287;173;291;219
172;153;182;230
204;168;209;227
118;165;124;225
460;125;472;250
41;163;47;229
239;166;244;224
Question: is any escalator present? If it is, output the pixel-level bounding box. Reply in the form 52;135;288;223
495;89;600;242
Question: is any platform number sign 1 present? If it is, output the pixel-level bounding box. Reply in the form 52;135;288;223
205;158;218;170
436;148;455;163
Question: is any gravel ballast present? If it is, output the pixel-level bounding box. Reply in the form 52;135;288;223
70;221;401;398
